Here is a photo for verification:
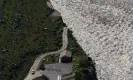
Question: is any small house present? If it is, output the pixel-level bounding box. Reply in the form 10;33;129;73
60;50;72;63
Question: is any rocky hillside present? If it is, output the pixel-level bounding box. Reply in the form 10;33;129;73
50;0;133;80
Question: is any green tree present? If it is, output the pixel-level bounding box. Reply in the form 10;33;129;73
74;55;97;80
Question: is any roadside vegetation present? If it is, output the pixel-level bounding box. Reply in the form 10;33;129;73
44;54;59;64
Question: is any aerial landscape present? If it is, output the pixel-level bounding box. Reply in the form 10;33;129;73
0;0;133;80
0;0;96;80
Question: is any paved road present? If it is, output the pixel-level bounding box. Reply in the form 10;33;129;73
24;27;68;80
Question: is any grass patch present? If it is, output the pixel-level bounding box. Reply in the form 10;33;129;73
44;54;59;64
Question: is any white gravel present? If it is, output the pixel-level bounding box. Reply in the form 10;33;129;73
50;0;133;80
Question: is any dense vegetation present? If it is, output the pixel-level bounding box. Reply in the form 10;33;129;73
74;56;98;80
67;30;98;80
0;0;97;80
0;0;64;80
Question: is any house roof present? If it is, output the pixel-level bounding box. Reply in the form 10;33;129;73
60;50;72;57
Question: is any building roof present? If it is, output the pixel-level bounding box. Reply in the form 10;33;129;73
60;50;72;57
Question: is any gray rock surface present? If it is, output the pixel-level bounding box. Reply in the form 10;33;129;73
50;0;133;80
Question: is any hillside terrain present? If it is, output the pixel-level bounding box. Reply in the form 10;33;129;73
0;0;97;80
50;0;133;80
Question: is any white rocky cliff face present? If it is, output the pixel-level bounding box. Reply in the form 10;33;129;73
50;0;133;80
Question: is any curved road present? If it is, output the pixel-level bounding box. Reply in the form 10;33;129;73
24;27;68;80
